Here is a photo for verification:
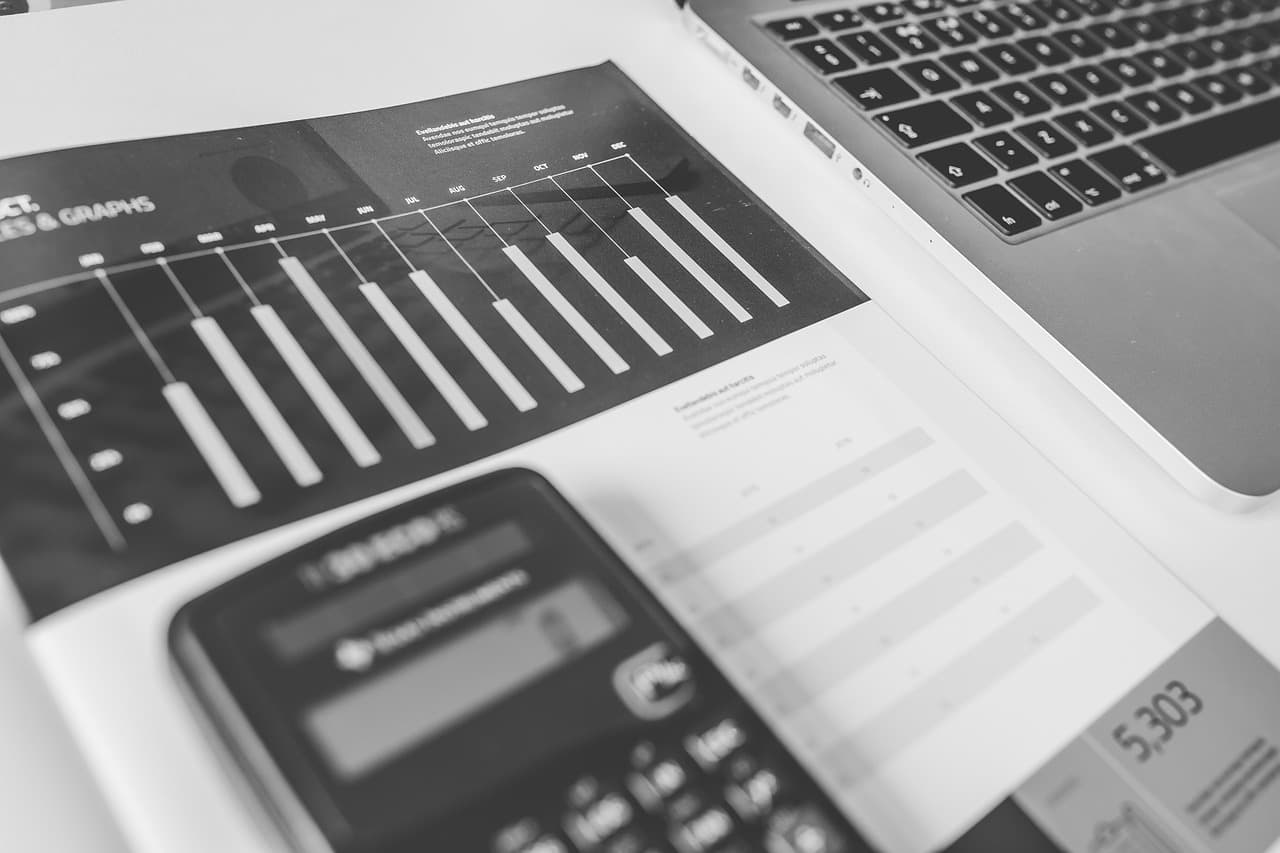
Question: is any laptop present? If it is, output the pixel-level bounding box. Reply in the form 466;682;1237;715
683;0;1280;508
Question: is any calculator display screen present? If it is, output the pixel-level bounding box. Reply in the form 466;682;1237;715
302;574;628;781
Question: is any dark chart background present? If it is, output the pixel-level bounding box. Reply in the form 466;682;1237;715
0;63;864;620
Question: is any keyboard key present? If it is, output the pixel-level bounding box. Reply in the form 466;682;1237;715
877;101;973;145
1102;57;1155;86
953;90;1015;125
977;130;1041;168
1019;35;1074;64
901;59;961;92
793;40;860;74
1160;81;1215;112
1056;28;1107;57
1167;40;1216;70
1195;73;1245;103
1256;58;1280;82
1139;96;1280;174
1010;171;1084;218
1112;0;1144;10
964;184;1042;234
835;68;920;107
1033;0;1085;24
998;2;1052;29
981;43;1039;74
1073;0;1115;16
1155;7;1198;34
839;30;901;63
814;9;864;30
1121;14;1168;41
905;0;947;13
1088;21;1138;48
1198;33;1244;61
1137;49;1186;78
1230;25;1273;53
1031;72;1089;104
1090;144;1169;190
919;142;1000;185
1017;120;1079;156
859;2;906;22
994;80;1054;114
1051;160;1122;204
1068;64;1124;95
1188;2;1226;27
923;15;980;46
1056;110;1116;144
1093;100;1151;132
1216;0;1254;19
1226;65;1272;94
941;51;1000;83
883;22;941;54
767;18;820;40
962;8;1016;37
1125;91;1183;124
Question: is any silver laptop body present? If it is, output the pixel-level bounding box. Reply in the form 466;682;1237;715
685;0;1280;507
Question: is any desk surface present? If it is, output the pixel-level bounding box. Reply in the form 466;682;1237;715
2;0;1280;850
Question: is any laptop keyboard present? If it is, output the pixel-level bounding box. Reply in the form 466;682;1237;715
760;0;1280;239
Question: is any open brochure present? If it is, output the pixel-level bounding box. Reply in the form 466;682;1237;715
1;53;1279;853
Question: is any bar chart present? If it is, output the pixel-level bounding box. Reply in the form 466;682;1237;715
0;65;862;616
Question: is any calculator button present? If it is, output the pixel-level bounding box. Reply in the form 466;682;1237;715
1089;145;1168;191
764;804;851;853
685;716;749;771
1010;172;1084;219
670;806;736;853
767;18;820;41
919;142;999;186
940;51;999;84
976;131;1040;169
876;101;972;146
952;91;1014;127
564;791;636;849
1051;160;1122;204
814;9;864;30
900;59;960;93
835;68;920;108
793;40;859;74
1055;110;1114;146
613;644;695;720
838;30;900;63
627;755;691;810
964;185;1042;234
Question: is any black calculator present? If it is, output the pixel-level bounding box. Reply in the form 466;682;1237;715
170;468;872;853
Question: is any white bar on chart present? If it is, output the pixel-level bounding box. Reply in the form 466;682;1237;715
163;382;261;508
502;245;629;374
359;283;488;431
624;256;713;339
251;305;381;467
666;195;789;307
408;270;537;413
191;317;322;488
627;207;751;323
278;257;434;450
546;233;672;356
493;299;584;393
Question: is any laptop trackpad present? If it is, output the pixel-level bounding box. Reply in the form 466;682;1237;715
1220;169;1280;249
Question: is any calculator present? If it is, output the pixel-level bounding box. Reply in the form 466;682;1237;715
170;468;870;853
